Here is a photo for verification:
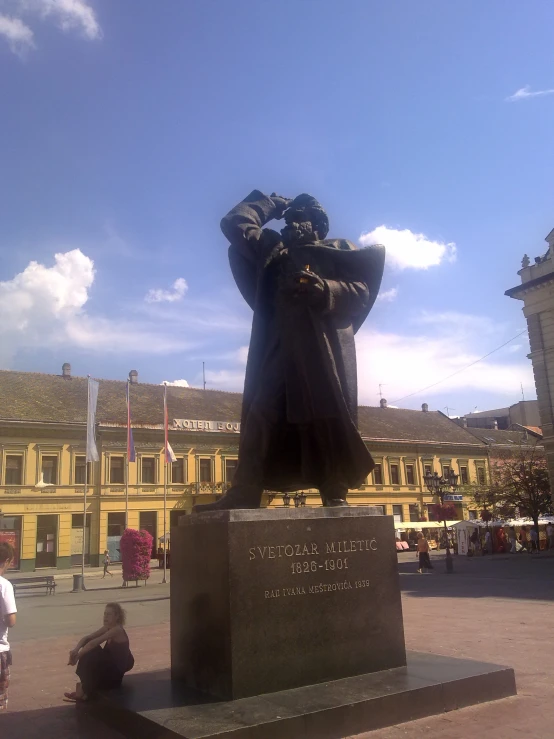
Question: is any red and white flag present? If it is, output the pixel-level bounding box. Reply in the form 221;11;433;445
164;383;177;464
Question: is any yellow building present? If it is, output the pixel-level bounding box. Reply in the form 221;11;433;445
0;367;492;571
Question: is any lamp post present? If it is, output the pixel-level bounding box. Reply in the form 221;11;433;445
423;469;459;574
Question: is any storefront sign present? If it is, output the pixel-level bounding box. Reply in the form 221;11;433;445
444;495;463;502
173;419;241;433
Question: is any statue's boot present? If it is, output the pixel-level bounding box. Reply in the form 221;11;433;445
193;485;262;513
320;482;349;507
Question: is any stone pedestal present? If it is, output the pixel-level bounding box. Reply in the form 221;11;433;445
170;508;406;700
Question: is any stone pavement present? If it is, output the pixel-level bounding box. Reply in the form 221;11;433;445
1;553;553;738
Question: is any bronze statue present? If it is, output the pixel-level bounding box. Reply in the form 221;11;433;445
194;191;385;511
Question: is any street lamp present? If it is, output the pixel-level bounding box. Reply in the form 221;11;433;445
423;469;459;574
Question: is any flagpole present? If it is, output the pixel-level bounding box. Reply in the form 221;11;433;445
82;453;87;586
163;459;168;584
80;375;99;592
163;383;168;584
125;381;129;530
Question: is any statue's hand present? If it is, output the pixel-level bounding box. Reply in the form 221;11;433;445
270;193;292;219
283;270;326;308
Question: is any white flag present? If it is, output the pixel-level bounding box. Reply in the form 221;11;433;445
166;441;177;464
86;378;100;463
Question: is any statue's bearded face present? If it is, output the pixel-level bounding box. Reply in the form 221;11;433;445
281;207;317;247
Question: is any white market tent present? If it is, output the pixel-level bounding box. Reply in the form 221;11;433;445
394;520;460;530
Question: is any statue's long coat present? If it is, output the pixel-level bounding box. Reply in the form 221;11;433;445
222;191;385;492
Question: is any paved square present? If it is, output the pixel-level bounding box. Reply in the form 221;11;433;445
2;553;553;738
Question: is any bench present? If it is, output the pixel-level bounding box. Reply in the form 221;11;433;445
10;576;56;595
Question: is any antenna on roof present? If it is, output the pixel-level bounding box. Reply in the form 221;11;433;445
520;382;525;402
378;383;387;400
444;406;455;418
203;362;206;391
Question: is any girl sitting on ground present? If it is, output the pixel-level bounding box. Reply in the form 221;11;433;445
64;602;134;702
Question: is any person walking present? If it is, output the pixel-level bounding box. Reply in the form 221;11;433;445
508;526;518;554
547;522;554;550
416;532;432;574
519;527;529;552
484;529;492;555
65;602;134;702
0;542;17;712
530;527;540;553
102;550;113;578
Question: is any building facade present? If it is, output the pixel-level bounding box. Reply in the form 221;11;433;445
0;368;493;571
506;232;554;492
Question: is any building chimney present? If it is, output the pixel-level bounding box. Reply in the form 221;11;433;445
461;417;468;428
421;403;428;412
380;398;388;409
62;362;71;378
129;370;138;385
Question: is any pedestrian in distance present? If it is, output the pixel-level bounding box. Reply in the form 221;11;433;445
530;527;540;553
519;526;529;552
547;522;554;550
509;526;518;553
102;550;113;578
416;532;433;574
64;602;134;702
0;541;17;713
484;529;492;555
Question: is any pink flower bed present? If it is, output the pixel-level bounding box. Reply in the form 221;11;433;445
120;528;153;582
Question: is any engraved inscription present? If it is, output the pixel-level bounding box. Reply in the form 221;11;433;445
254;537;378;599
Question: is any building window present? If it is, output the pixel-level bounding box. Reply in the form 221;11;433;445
392;504;403;523
41;455;58;485
74;455;92;485
390;464;400;485
409;504;419;522
373;464;383;485
110;456;125;484
406;464;415;485
468;509;478;520
225;458;238;484
442;465;450;478
477;468;486;485
171;459;186;484
107;512;126;537
373;505;385;515
199;458;213;483
424;464;432;475
5;455;23;485
460;466;469;485
141;457;156;484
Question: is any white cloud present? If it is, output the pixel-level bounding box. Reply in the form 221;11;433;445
0;0;100;54
355;314;534;406
506;85;554;102
162;379;190;387
37;0;100;39
360;226;456;270
0;13;33;52
145;278;188;304
0;249;194;366
376;286;398;303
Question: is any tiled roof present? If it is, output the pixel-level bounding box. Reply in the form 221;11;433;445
357;407;483;445
0;370;486;447
0;370;242;426
464;427;542;448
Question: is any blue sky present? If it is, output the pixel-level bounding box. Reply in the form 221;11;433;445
1;0;553;415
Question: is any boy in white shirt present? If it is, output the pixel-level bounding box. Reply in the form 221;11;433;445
0;542;17;712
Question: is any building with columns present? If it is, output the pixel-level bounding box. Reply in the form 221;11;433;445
0;366;494;571
506;230;554;493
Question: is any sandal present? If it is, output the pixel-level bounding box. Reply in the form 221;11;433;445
63;692;78;702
